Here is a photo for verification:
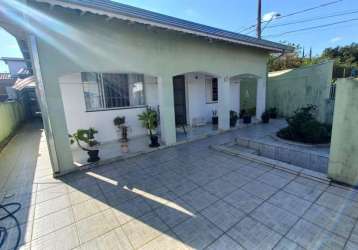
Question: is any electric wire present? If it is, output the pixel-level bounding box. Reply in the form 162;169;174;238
264;17;358;38
238;0;345;34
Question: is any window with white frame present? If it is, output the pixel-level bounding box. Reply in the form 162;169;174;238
205;77;218;103
82;72;145;111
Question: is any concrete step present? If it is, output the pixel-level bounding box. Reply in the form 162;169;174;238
210;144;330;184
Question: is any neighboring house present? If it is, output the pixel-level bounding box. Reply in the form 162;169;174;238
0;57;31;101
1;57;28;78
0;73;16;101
267;60;334;124
0;0;292;175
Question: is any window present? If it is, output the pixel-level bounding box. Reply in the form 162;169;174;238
206;77;218;103
82;72;145;111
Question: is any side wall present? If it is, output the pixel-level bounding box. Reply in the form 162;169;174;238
267;61;334;123
59;73;158;143
0;101;25;147
328;78;358;186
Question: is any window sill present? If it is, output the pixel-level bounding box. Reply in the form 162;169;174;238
86;105;148;112
206;101;218;104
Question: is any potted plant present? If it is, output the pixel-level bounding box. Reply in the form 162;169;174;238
113;116;128;142
69;128;100;162
212;110;218;125
138;108;160;147
242;110;252;124
268;107;278;119
230;110;238;127
241;90;252;124
261;111;270;123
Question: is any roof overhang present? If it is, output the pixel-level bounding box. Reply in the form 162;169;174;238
32;0;293;53
13;75;36;91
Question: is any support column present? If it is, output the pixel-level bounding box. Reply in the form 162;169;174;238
158;75;176;145
218;76;230;130
28;35;75;175
256;77;267;120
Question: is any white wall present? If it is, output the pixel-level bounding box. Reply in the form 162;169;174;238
59;73;158;143
185;73;240;126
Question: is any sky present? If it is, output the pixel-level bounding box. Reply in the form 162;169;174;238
1;0;357;72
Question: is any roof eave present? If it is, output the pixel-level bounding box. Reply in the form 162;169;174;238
34;0;290;53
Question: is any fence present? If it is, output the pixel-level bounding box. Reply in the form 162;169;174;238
0;101;26;148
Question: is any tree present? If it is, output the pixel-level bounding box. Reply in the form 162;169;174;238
321;43;358;66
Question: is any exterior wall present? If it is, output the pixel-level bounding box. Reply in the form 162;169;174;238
59;73;158;143
26;2;269;174
328;78;358;186
0;101;25;147
267;61;334;123
0;78;16;101
185;73;240;126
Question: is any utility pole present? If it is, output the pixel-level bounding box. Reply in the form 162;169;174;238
257;0;262;39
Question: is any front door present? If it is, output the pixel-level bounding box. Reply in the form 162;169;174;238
173;75;187;126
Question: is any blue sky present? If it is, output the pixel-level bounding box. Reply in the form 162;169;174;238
1;0;357;72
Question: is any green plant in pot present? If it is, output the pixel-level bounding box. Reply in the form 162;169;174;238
242;90;252;124
138;108;160;147
69;128;100;162
113;116;128;142
230;110;238;127
212;110;218;125
261;111;270;123
268;107;278;119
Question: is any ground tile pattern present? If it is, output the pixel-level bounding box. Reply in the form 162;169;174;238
2;121;358;250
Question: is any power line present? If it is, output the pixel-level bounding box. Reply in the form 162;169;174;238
264;17;358;38
265;9;358;29
238;0;344;33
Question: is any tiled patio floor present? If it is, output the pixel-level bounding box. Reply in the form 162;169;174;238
1;120;358;249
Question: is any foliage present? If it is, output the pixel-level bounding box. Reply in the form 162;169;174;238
212;110;217;117
69;128;99;151
261;111;270;121
268;107;278;118
113;116;126;128
230;110;238;120
321;43;358;66
269;42;358;72
138;108;158;136
277;105;331;144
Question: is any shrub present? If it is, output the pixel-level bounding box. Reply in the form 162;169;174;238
277;105;331;144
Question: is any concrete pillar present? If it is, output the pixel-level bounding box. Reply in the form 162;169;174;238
256;77;267;120
328;78;358;186
218;76;230;130
158;75;176;145
28;36;75;175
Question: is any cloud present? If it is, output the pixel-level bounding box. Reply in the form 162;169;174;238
262;12;280;22
330;36;343;43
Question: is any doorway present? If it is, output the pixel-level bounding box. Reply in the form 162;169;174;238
173;75;187;126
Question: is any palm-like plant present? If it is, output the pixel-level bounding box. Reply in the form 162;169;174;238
138;108;158;137
69;128;99;151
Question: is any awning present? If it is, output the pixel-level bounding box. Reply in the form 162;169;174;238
13;76;36;91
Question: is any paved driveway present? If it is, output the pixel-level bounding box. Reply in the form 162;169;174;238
1;121;358;249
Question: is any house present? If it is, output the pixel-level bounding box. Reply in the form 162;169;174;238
0;57;32;101
0;0;292;175
0;73;16;101
1;57;30;78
